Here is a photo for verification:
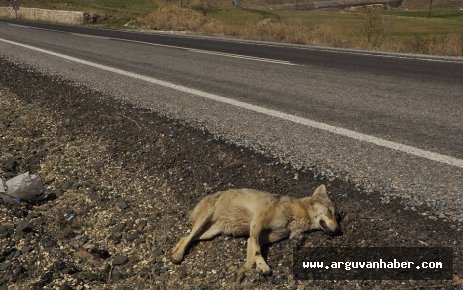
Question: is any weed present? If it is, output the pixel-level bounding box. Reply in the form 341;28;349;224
361;4;387;48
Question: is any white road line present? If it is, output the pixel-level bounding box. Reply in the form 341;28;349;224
1;37;462;169
187;48;297;65
109;38;296;65
109;37;187;50
71;33;110;40
8;23;29;28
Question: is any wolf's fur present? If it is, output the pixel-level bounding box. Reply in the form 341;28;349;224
171;184;341;274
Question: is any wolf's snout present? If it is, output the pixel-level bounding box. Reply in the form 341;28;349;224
331;226;343;236
320;219;342;236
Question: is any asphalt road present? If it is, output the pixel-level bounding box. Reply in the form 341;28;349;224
0;19;462;223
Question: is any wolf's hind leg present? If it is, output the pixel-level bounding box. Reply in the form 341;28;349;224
261;230;289;245
171;210;212;263
197;222;222;240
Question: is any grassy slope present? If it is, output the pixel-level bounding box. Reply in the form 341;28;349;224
208;8;463;54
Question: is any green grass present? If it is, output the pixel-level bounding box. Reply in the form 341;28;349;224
381;8;463;19
274;9;463;37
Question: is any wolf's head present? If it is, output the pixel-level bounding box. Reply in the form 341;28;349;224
306;184;342;236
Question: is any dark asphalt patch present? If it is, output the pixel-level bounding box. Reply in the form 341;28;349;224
0;57;461;288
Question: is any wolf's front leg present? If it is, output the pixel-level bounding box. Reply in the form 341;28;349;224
249;219;271;275
244;237;256;269
236;238;256;282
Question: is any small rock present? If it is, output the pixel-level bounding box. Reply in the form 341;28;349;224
110;232;122;243
62;267;79;275
75;251;93;260
126;231;140;242
21;246;32;254
15;221;33;234
6;172;47;202
37;271;54;287
0;262;11;271
111;270;124;281
136;219;148;231
63;229;77;239
139;267;150;277
83;243;96;251
113;255;129;266
59;283;72;290
0;225;13;238
112;223;126;233
90;248;111;260
7;249;20;259
134;237;145;245
116;199;129;210
1;154;19;172
40;235;56;248
60;182;73;191
63;211;77;222
87;191;100;201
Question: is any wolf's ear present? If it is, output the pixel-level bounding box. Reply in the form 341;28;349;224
312;184;328;198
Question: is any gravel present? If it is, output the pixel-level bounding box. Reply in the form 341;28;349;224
0;57;462;289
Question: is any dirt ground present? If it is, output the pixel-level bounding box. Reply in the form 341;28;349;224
0;57;462;289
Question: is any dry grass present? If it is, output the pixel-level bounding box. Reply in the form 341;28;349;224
145;5;210;30
394;32;463;55
144;5;463;56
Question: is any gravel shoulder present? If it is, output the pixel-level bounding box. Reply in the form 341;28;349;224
0;58;462;289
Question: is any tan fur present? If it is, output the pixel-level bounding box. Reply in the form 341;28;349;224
171;184;341;274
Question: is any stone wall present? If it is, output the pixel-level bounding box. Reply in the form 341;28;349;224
0;7;83;25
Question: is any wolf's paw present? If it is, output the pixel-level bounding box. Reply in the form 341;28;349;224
171;251;184;264
256;261;272;276
261;267;272;276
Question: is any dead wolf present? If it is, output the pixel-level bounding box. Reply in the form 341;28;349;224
171;184;342;274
